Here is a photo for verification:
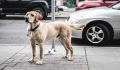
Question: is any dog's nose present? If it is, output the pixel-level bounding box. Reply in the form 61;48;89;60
25;18;29;22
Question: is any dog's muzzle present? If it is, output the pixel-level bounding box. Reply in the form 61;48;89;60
25;18;29;22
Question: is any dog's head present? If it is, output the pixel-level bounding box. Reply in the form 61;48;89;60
24;11;43;23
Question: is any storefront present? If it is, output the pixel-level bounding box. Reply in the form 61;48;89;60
63;0;75;8
56;0;82;8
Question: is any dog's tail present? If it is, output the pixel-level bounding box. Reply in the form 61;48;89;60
69;23;86;30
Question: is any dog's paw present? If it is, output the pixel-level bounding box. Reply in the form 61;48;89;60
68;57;73;61
28;58;34;63
36;60;42;65
62;55;67;58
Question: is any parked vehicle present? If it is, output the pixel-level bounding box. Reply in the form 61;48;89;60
0;0;58;19
75;0;118;11
58;6;68;11
66;1;120;45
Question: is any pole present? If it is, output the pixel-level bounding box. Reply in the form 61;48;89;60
44;0;56;55
51;0;55;50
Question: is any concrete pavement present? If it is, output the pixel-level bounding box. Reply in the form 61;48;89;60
0;44;120;70
48;11;72;18
86;47;120;70
48;8;75;18
0;44;26;64
0;44;88;70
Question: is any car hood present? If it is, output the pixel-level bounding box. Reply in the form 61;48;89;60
70;7;111;17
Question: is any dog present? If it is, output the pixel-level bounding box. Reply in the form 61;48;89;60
24;11;86;65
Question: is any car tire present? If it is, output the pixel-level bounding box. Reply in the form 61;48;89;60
32;7;46;19
83;23;110;45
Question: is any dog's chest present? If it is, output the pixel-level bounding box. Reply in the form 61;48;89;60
27;31;38;39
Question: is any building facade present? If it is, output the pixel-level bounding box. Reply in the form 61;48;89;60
56;0;82;8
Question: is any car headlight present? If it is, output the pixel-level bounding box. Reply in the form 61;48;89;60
65;16;83;24
72;16;83;23
65;16;70;24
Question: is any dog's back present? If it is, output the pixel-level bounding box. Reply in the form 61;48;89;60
43;21;71;41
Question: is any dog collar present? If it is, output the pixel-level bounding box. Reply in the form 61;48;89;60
29;24;39;31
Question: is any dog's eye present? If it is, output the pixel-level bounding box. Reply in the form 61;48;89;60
31;14;34;16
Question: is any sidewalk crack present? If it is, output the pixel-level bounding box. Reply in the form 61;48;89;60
84;47;90;70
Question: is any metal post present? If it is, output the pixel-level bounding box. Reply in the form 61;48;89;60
44;0;56;55
51;0;55;50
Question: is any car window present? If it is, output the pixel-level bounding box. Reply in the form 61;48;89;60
109;1;120;10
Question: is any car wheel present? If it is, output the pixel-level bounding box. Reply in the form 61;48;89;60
83;23;110;45
32;8;45;19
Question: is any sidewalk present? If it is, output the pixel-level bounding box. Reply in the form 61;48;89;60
48;11;73;18
48;8;75;18
0;44;120;70
0;44;88;70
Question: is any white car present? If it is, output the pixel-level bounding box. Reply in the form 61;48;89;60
65;1;120;45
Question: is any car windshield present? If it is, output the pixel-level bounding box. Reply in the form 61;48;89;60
108;1;120;10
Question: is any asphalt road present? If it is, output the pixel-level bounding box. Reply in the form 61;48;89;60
0;16;120;46
0;16;83;46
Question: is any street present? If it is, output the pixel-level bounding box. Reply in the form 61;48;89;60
0;15;120;46
1;12;120;70
0;15;88;46
0;16;65;45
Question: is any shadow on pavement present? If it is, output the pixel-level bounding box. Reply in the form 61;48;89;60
105;39;120;47
71;38;89;46
72;38;120;47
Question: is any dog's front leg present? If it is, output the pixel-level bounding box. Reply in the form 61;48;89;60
36;42;44;65
28;39;36;63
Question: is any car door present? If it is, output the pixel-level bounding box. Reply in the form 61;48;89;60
110;2;120;38
113;10;120;38
2;0;20;13
20;0;31;13
108;9;120;38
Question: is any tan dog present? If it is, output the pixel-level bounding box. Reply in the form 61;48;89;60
24;11;86;65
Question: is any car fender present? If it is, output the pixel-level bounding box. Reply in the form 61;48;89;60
85;18;109;25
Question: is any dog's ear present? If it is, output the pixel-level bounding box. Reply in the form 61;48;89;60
35;12;43;22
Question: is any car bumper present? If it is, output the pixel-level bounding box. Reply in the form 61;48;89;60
75;7;81;11
75;7;84;11
113;28;120;39
65;20;84;39
71;28;83;39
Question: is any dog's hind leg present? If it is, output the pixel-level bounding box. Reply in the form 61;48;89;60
28;39;36;63
63;37;74;61
59;37;69;58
